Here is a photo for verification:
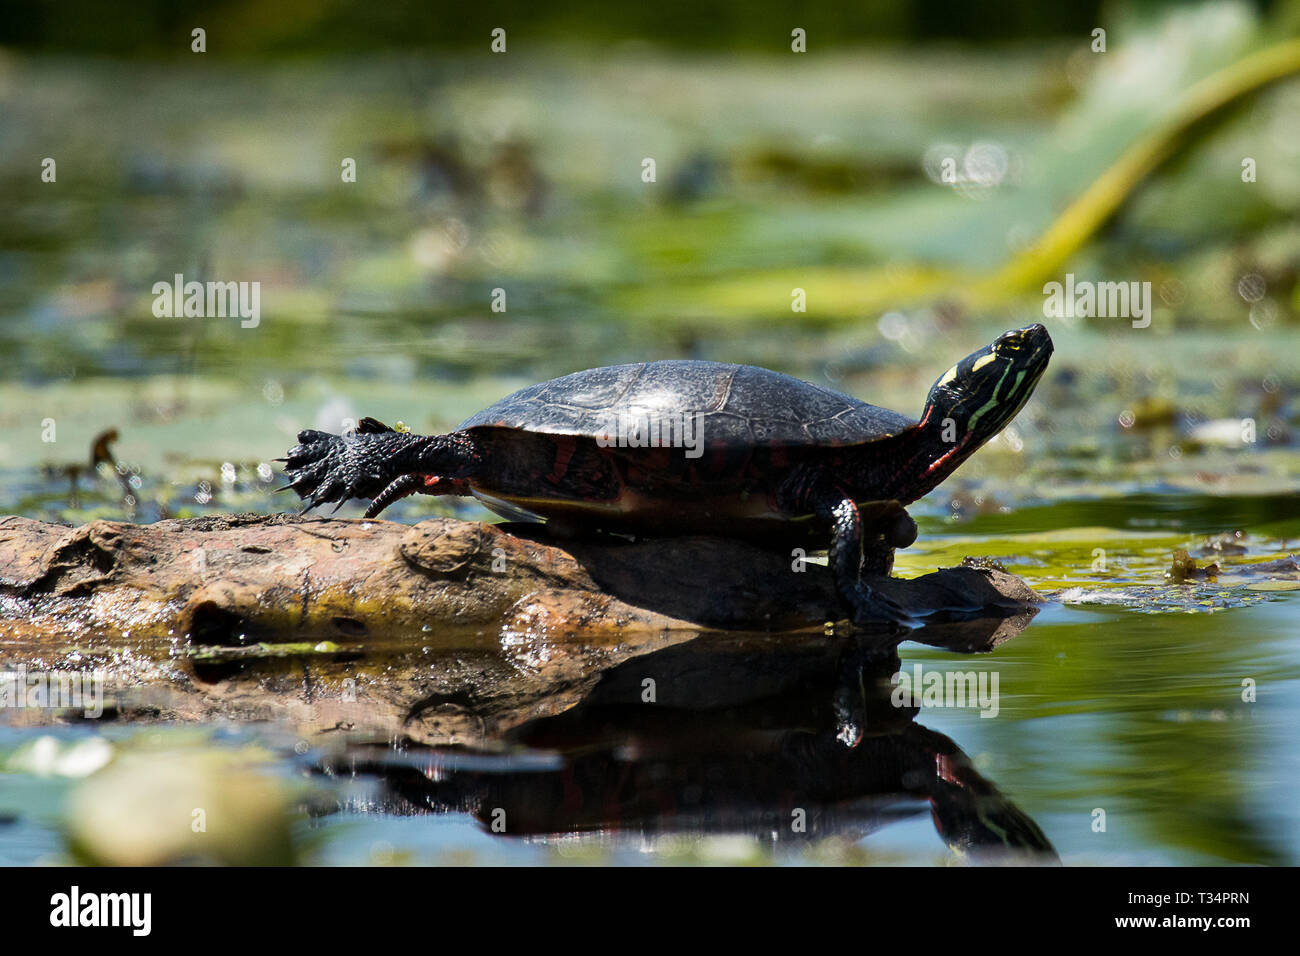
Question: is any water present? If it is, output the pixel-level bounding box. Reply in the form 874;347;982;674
2;499;1295;866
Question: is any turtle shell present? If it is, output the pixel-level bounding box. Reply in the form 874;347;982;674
457;360;915;446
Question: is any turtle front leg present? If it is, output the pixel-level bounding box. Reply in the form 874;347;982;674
823;495;916;629
278;418;481;516
783;481;917;631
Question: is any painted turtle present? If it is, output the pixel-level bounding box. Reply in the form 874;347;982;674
280;324;1052;627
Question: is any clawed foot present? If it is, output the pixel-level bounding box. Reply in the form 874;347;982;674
277;428;395;514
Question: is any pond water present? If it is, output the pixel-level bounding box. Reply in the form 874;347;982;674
2;502;1296;866
1;36;1298;865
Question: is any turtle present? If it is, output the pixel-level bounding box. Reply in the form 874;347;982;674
279;323;1053;627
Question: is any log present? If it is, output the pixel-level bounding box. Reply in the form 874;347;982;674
0;514;1042;743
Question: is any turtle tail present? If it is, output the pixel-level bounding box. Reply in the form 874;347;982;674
277;418;480;516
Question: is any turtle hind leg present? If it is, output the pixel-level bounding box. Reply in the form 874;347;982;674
363;475;422;518
280;426;481;516
363;474;473;519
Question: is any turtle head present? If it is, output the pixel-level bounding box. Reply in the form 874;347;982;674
919;324;1053;475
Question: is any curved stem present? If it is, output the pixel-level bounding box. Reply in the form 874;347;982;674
975;37;1300;301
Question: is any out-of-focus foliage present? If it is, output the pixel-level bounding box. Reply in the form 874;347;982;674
2;0;1104;54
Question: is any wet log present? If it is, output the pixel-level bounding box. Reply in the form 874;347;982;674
0;513;1041;644
0;513;1042;743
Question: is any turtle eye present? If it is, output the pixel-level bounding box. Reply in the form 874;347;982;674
997;330;1027;352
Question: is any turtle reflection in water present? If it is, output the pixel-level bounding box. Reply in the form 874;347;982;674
282;325;1053;628
331;638;1057;862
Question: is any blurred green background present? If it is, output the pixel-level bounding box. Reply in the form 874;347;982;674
2;0;1108;51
